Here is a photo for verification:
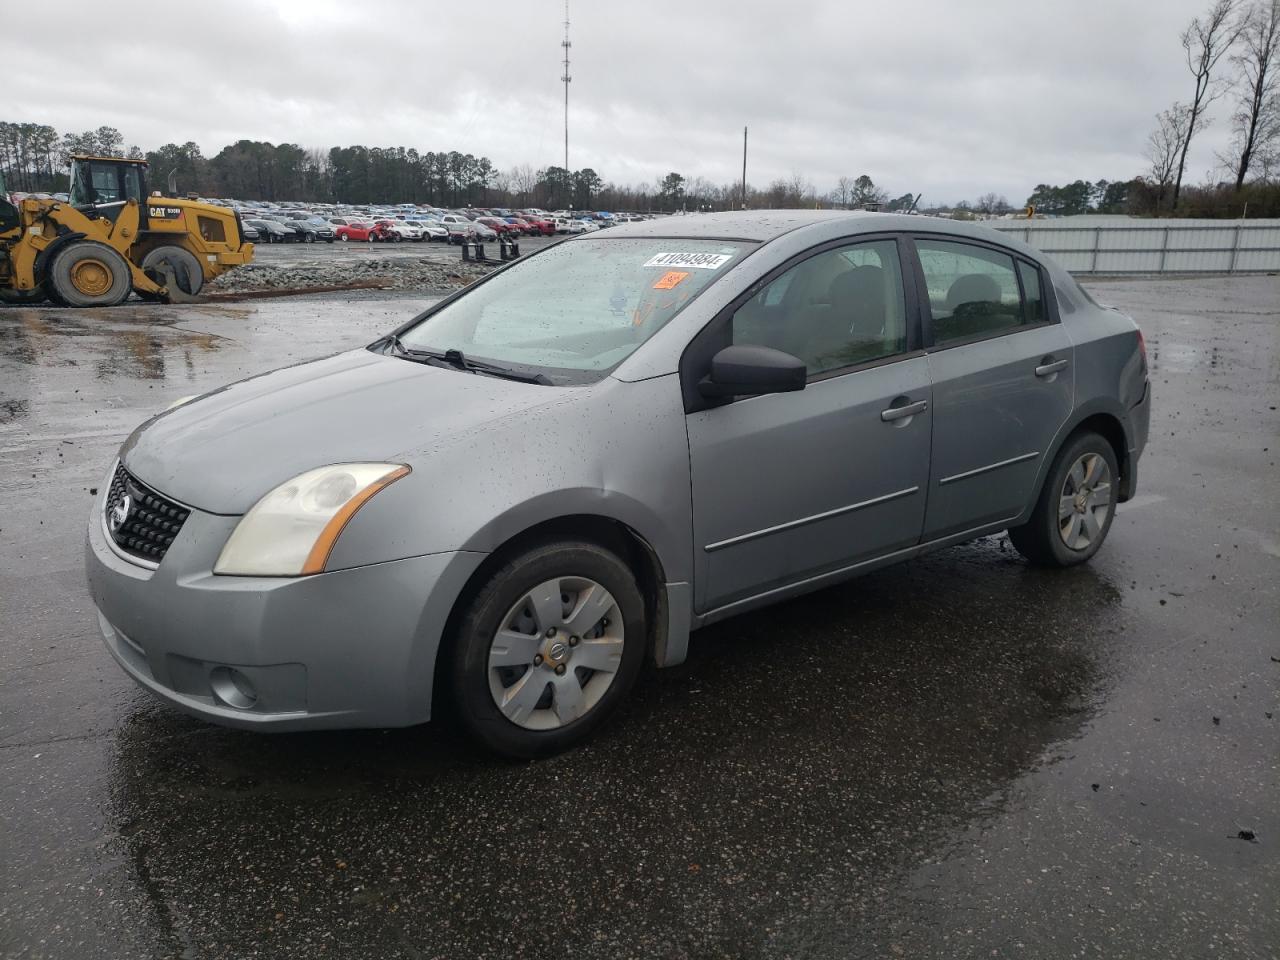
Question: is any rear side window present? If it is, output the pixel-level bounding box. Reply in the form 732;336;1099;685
1018;260;1045;324
916;239;1025;344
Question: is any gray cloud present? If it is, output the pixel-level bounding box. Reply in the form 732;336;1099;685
10;0;1236;204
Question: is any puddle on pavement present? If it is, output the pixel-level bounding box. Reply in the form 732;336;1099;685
96;536;1126;957
0;309;230;377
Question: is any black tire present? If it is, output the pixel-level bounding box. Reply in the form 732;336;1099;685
1008;431;1119;567
449;540;647;758
139;245;204;297
46;241;132;307
0;285;47;306
304;232;315;243
339;233;349;242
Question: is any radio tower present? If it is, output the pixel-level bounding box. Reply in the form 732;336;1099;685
561;0;571;173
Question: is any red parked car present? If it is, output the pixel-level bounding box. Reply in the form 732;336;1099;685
334;220;391;242
476;216;517;237
515;215;556;236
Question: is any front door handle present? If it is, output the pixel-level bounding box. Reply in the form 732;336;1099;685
881;399;928;422
1035;358;1069;378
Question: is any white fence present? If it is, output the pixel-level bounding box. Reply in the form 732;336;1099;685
987;218;1280;274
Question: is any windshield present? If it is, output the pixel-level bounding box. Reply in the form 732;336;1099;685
398;238;755;384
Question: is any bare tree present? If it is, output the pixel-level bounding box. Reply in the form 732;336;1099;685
975;192;1009;214
787;171;813;207
1255;142;1280;180
1225;0;1280;187
509;163;537;204
1149;103;1193;210
834;175;854;208
1173;0;1244;208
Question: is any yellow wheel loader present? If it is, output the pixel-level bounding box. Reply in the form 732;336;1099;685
0;156;253;307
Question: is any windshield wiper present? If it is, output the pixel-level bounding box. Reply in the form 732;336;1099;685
407;346;552;385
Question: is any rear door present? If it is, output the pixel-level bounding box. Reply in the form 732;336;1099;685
685;236;932;613
909;236;1073;541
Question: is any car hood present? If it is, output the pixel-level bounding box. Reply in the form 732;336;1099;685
120;349;570;515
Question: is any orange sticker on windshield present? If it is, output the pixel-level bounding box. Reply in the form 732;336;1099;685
652;270;689;290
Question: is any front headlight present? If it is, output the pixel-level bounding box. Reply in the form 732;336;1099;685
214;463;410;577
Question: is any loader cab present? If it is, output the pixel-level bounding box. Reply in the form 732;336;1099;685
68;157;148;223
0;169;18;235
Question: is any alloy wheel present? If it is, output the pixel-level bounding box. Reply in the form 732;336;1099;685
1059;452;1112;550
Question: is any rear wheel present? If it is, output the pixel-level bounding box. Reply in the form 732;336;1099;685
47;242;132;307
0;286;47;306
140;245;204;297
450;540;646;758
1008;431;1118;567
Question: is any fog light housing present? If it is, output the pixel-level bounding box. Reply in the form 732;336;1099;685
209;666;257;709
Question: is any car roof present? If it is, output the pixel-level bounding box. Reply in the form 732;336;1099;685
600;210;1042;256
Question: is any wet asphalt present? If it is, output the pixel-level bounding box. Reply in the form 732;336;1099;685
0;275;1276;959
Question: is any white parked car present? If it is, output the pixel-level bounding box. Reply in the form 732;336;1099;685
407;219;449;242
555;218;585;234
378;220;423;242
577;218;601;233
438;214;478;242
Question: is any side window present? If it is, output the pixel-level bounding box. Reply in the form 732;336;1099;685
1018;260;1045;324
731;239;908;376
122;167;143;203
916;239;1024;344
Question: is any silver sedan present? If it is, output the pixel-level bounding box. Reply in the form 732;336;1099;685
86;212;1150;757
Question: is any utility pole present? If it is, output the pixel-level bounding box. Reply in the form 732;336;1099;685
561;0;571;175
741;126;748;210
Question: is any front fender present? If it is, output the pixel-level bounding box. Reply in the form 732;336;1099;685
322;374;694;584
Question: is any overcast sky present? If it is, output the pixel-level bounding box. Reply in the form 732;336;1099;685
9;0;1238;204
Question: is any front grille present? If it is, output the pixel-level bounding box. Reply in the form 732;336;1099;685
105;463;190;563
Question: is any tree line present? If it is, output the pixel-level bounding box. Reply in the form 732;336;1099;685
3;2;1276;219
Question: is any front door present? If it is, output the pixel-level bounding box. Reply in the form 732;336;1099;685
911;236;1074;541
686;237;932;613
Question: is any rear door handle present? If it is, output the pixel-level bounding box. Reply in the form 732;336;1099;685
881;399;928;422
1035;358;1069;377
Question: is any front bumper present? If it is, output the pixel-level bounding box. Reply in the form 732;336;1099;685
85;488;485;731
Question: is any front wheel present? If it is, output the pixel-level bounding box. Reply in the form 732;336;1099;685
449;541;646;758
1008;431;1118;567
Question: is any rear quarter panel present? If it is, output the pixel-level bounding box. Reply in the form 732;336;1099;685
1016;269;1148;517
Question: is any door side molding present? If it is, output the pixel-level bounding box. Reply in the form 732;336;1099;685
937;451;1039;487
704;486;921;553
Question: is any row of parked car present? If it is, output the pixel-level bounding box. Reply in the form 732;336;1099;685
217;200;653;245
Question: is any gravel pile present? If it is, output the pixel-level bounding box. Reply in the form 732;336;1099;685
208;256;494;294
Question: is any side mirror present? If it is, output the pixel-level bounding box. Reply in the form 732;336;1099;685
698;344;806;399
